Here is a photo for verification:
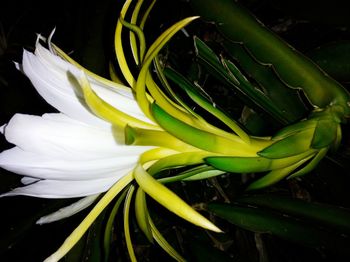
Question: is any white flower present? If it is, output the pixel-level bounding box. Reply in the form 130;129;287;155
0;40;152;199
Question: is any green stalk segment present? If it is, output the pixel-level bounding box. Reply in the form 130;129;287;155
189;0;350;117
194;37;290;125
223;41;308;124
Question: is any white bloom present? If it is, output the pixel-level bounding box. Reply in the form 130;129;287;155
0;41;151;199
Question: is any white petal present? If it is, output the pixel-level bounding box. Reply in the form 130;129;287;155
88;79;151;123
2;113;148;159
21;177;40;185
0;147;137;180
0;124;5;134
22;49;106;127
36;194;100;224
31;44;151;124
0;177;120;198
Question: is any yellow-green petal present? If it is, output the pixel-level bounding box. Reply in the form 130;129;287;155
44;173;134;262
78;72;157;129
134;187;153;242
133;163;222;232
123;185;137;262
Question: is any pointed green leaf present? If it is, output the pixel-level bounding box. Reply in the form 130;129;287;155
224;41;308;123
207;203;350;249
195;37;292;125
148;214;185;261
237;195;350;234
194;36;239;86
189;0;350;114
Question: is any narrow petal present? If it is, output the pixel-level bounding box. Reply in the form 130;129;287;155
0;147;137;181
0;177;120;198
2;113;149;159
36;194;100;224
22;49;105;127
21;177;40;185
26;44;151;124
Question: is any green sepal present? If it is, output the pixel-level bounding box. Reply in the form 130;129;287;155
158;165;222;183
246;154;313;190
151;102;255;155
183;169;226;181
287;148;328;179
134;188;153;243
258;128;314;159
148;151;209;177
311;118;338;149
272;119;316;140
123;185;137;261
164;67;250;143
164;65;213;103
154;56;196;116
103;188;128;262
205;152;311;173
134;164;222;232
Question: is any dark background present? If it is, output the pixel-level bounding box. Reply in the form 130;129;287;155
1;0;350;261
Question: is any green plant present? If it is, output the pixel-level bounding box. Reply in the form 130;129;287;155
1;0;350;261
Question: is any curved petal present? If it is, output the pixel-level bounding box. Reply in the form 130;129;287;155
21;177;40;185
0;147;138;181
22;49;105;126
24;43;151;125
0;176;121;198
36;194;100;224
2;113;149;159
